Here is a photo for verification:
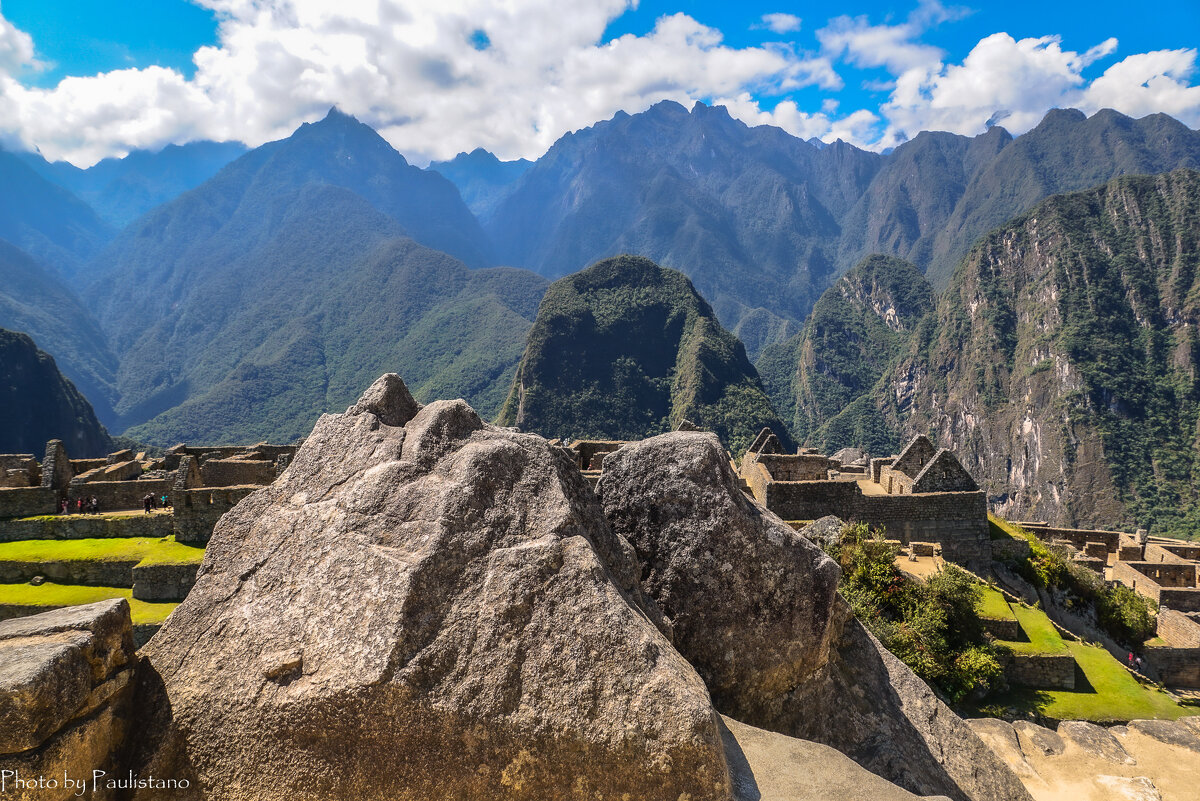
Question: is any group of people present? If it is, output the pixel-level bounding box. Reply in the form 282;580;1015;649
1127;652;1145;673
142;493;171;513
58;497;101;515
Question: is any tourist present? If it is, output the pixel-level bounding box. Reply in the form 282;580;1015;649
90;496;99;515
143;493;153;514
1127;652;1134;667
60;498;68;514
1135;655;1143;673
161;494;170;509
76;498;83;514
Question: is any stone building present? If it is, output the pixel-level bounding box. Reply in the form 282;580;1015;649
738;433;991;567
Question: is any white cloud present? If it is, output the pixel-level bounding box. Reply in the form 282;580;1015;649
757;13;802;35
0;1;840;166
876;33;1200;146
0;8;34;74
0;1;1195;166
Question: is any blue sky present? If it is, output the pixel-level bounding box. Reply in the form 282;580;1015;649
0;0;1196;165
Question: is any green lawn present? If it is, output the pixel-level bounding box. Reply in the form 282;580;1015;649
988;514;1028;541
0;582;178;625
0;536;204;567
1000;602;1069;655
977;586;1017;620
988;639;1194;722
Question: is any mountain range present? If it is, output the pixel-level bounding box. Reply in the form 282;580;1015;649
3;101;1200;536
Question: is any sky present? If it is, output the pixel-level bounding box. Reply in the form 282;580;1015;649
0;0;1197;166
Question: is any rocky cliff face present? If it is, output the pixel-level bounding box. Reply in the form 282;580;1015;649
122;374;1028;800
758;255;934;452
0;328;112;456
878;169;1200;533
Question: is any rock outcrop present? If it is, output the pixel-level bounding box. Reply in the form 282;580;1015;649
598;431;1031;801
0;599;137;800
973;717;1200;800
128;375;731;800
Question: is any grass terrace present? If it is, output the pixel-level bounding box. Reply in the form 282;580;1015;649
0;582;178;626
0;536;204;568
977;585;1017;621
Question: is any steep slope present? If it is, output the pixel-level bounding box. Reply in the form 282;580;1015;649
21;141;248;228
876;169;1200;535
119;225;547;446
0;239;118;424
924;109;1200;287
428;147;532;220
0;150;113;276
486;100;882;353
0;328;112;456
497;255;789;453
758;255;934;453
838;127;1013;270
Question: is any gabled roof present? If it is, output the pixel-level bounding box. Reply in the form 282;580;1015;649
745;427;783;456
912;449;979;493
891;434;937;478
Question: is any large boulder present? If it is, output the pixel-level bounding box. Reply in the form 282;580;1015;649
598;431;1031;801
598;432;843;720
128;375;732;800
0;599;137;801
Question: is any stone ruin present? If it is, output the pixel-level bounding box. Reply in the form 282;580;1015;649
1008;520;1200;688
0;375;1032;801
738;432;991;568
0;440;296;544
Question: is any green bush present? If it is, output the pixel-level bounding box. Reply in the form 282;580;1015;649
828;523;1004;704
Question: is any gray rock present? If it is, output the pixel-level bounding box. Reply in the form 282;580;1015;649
345;372;420;427
597;432;1031;801
1012;720;1065;756
721;715;943;801
129;384;732;800
1058;721;1136;764
1095;775;1161;801
965;719;1037;779
1126;719;1200;753
802;515;847;549
0;599;137;800
598;432;843;718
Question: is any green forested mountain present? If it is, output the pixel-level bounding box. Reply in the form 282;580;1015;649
0;328;112;456
0;239;119;424
497;255;789;454
842;169;1200;535
0;150;114;277
96;178;544;445
20;141;248;228
758;255;934;453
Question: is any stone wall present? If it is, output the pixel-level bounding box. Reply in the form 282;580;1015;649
982;618;1021;640
0;513;173;543
200;458;275;487
754;477;991;566
0;486;56;518
132;561;200;601
1145;542;1200;564
1017;523;1123;553
173;486;260;544
1145;644;1200;688
1158;588;1200;613
0;556;137;587
1157;609;1200;647
66;478;172;512
992;538;1032;560
1002;652;1076;690
756;453;831;481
